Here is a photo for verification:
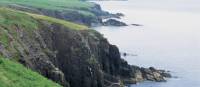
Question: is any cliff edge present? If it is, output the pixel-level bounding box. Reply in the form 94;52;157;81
0;8;170;87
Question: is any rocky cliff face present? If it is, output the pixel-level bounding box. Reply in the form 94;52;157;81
0;19;170;87
0;8;171;87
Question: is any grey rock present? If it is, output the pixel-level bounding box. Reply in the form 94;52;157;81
103;19;128;26
131;24;143;26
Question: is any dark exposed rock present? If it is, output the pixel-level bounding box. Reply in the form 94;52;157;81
121;52;138;57
35;8;102;26
140;67;169;82
103;19;128;26
1;6;171;87
101;13;125;19
159;70;172;78
116;13;125;17
131;24;143;26
149;67;157;71
0;19;171;87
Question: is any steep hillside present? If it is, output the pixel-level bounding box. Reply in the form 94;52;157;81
0;7;89;86
0;0;109;26
0;56;61;87
0;8;170;87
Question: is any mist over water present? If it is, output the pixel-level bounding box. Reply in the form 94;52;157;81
93;0;200;87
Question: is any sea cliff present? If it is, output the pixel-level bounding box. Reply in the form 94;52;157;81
0;0;171;87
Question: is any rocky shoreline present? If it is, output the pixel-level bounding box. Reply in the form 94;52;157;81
0;1;171;87
103;19;128;26
88;1;172;86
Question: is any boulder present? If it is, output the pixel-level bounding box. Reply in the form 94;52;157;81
115;13;125;17
103;19;128;26
159;71;172;78
131;24;143;26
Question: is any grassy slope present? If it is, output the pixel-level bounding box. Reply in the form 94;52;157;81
26;12;88;30
0;8;88;35
0;7;89;87
0;0;94;9
0;56;61;87
0;7;38;47
0;7;88;60
0;0;95;16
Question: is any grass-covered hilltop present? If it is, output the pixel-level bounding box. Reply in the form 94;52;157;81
0;0;110;26
0;0;171;87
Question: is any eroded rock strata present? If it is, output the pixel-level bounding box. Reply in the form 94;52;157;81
0;1;171;87
0;14;170;87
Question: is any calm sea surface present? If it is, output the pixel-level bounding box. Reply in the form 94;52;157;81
93;0;200;87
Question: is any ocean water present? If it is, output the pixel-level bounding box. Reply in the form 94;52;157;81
93;0;200;87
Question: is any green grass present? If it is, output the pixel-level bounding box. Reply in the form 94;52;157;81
0;7;39;46
0;0;95;16
0;7;88;49
26;12;88;30
0;56;62;87
0;7;39;47
0;8;39;30
0;7;88;31
0;28;9;47
0;0;94;9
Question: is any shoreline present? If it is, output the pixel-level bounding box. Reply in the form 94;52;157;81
93;1;172;86
0;0;173;87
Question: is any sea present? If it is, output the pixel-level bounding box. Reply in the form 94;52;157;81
93;0;200;87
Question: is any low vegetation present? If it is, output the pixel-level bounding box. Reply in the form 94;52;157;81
0;6;90;87
26;12;88;30
0;7;39;48
0;7;88;34
0;56;61;87
0;8;88;62
0;0;94;9
0;0;95;16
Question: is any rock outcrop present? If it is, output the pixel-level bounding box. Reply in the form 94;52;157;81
0;7;171;87
103;19;128;26
131;24;143;26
